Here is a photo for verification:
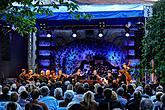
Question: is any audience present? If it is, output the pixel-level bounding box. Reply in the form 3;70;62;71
0;68;164;110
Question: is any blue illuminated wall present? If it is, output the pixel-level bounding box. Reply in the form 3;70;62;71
55;39;126;74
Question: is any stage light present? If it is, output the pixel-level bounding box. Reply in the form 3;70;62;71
47;33;51;37
98;29;104;37
72;33;77;37
72;30;77;38
98;33;103;37
124;24;130;37
125;33;130;37
47;31;52;37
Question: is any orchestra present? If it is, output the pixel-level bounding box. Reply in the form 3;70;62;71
18;63;133;86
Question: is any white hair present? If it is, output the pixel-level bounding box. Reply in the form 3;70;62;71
54;87;63;97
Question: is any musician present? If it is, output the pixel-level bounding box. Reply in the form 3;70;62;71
72;68;84;83
90;69;100;80
56;70;66;83
105;70;113;84
19;69;27;82
118;61;132;85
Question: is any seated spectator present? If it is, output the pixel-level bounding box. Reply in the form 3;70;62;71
153;92;163;110
25;89;48;110
126;91;142;110
159;94;165;110
54;87;64;100
6;102;17;110
18;91;29;109
140;98;153;110
116;87;127;108
59;90;74;107
72;86;84;103
0;86;10;101
99;88;123;110
151;85;163;102
80;91;98;110
144;84;153;97
10;92;23;110
94;86;104;102
39;86;58;110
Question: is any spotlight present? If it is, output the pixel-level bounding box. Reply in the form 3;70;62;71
47;33;51;37
47;31;51;37
98;29;104;37
124;24;130;37
125;33;130;37
72;30;77;38
72;33;77;37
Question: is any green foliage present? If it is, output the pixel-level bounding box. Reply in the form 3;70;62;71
0;0;92;36
142;0;165;83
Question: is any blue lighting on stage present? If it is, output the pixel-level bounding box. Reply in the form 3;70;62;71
40;60;50;66
39;50;51;56
39;41;51;46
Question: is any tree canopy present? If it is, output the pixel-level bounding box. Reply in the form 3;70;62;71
0;0;91;36
142;0;165;83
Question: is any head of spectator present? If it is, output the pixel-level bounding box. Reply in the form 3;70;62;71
40;86;50;97
97;86;103;95
18;86;26;94
82;91;95;109
111;91;118;101
134;91;142;102
64;81;71;86
144;84;152;96
2;86;10;95
11;83;17;92
155;92;163;101
103;88;112;99
6;102;17;110
83;82;89;92
20;91;28;100
140;98;153;110
74;82;82;91
127;84;135;95
31;89;40;100
54;87;63;100
94;83;101;93
117;87;124;96
160;94;165;104
64;90;74;102
11;92;19;102
67;84;74;90
55;81;62;88
135;86;144;93
76;86;85;94
156;85;163;92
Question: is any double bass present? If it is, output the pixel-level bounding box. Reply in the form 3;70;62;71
119;61;132;85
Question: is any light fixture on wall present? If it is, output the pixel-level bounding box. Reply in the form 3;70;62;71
124;24;130;37
72;30;77;38
47;31;52;37
98;29;104;37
